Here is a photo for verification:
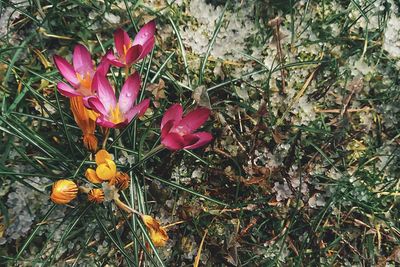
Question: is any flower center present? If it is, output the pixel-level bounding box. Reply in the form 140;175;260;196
76;71;92;96
172;125;189;136
109;105;124;124
121;42;131;63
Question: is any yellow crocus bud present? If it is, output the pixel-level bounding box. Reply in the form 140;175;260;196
95;149;112;165
114;172;130;190
142;215;169;247
50;179;78;204
88;188;105;203
85;168;103;184
96;159;117;181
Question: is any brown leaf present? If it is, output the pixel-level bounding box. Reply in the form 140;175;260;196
146;79;166;108
192;85;212;109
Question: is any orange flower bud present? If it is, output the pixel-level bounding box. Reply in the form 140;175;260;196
50;179;78;204
114;172;130;190
142;215;169;247
88;188;105;203
85;168;103;184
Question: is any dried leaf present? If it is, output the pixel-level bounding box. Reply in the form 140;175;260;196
194;229;208;267
192;85;212;109
146;79;166;107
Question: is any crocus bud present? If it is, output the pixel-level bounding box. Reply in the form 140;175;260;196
50;179;78;204
88;188;105;203
142;215;168;247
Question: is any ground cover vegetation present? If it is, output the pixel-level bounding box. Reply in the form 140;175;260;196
0;0;400;266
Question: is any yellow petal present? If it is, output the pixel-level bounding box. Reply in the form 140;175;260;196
87;109;99;121
96;159;116;180
142;215;169;247
85;168;103;183
95;149;112;165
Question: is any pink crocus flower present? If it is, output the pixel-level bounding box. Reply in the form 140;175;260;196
161;104;213;150
87;72;150;128
54;44;110;98
106;21;156;68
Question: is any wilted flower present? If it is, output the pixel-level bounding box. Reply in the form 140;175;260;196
54;44;109;99
87;72;150;128
70;96;98;152
113;171;130;190
50;179;78;204
106;21;156;68
88;188;105;203
142;215;168;247
161;104;213;150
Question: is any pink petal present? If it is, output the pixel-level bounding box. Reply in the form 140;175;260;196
125;99;150;122
114;28;131;57
57;82;80;97
118;72;140;113
183;132;213;150
105;55;126;68
178;107;210;132
54;55;79;87
96;116;121;128
161;120;174;139
162;133;185;150
96;51;111;76
161;104;183;129
73;44;93;75
92;73;116;113
137;37;155;60
132;20;156;47
125;45;142;66
87;97;108;116
82;96;92;108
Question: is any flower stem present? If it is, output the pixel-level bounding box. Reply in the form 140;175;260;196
124;66;129;78
114;196;141;216
78;186;91;194
102;128;110;149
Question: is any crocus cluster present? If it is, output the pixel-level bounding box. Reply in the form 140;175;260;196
50;149;168;247
51;21;214;248
54;20;213;152
54;21;156;151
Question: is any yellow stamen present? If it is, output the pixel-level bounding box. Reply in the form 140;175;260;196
76;71;92;93
122;42;131;63
109;105;125;124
